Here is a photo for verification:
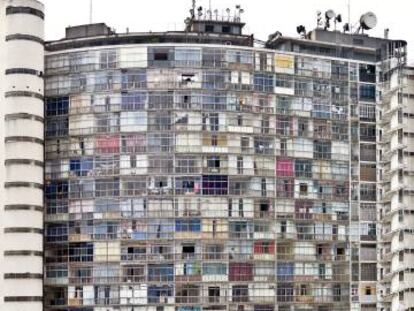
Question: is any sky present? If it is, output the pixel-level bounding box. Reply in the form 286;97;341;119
42;0;413;63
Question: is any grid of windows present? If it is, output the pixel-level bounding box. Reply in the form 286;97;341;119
42;45;384;311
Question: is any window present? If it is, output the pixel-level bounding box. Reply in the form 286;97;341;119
208;287;220;303
121;92;147;110
95;72;114;91
226;50;254;65
360;124;376;142
399;210;404;222
254;73;274;92
203;263;226;275
360;183;376;202
276;116;291;135
349;63;358;81
222;25;231;33
275;74;293;89
361;263;377;281
295;160;312;178
46;118;68;137
69;52;91;72
359;64;376;83
202;113;219;131
360;84;376;102
299;183;308;195
202;48;225;68
70;158;93;177
175;48;201;67
176;156;198;174
229;263;253;281
211;134;218;146
232;285;248;302
359;104;376;121
46;97;69;116
275;54;294;70
237;156;243;174
331;60;348;80
122;70;146;89
202;71;226;90
154;52;168;61
241;137;249;152
314;141;331;160
148;265;174;282
254;137;274;155
99;50;117;69
202;175;228;195
175;219;201;232
254;241;274;254
298;119;308;137
205;24;214;32
149;47;173;67
95;179;119;197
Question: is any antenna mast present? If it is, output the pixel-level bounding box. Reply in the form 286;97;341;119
89;0;93;24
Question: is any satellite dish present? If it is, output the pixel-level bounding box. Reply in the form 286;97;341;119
296;25;306;37
325;10;336;20
360;12;377;30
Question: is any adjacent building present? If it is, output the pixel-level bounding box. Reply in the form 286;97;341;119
0;0;45;311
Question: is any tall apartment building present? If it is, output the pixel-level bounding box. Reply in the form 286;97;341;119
0;0;45;311
377;62;414;311
0;1;412;311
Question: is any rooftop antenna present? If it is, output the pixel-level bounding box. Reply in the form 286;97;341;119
334;14;342;31
197;6;203;19
235;5;243;22
89;0;93;24
189;0;196;19
324;10;335;30
316;10;323;28
296;25;306;38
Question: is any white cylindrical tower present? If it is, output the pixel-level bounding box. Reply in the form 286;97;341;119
0;1;44;310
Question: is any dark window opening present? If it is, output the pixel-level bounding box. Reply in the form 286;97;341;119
222;25;231;33
154;52;168;61
205;25;215;32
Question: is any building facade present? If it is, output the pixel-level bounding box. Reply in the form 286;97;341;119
41;14;408;311
0;2;412;311
43;21;354;311
0;0;45;311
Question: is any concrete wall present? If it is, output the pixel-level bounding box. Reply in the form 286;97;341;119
0;1;44;310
